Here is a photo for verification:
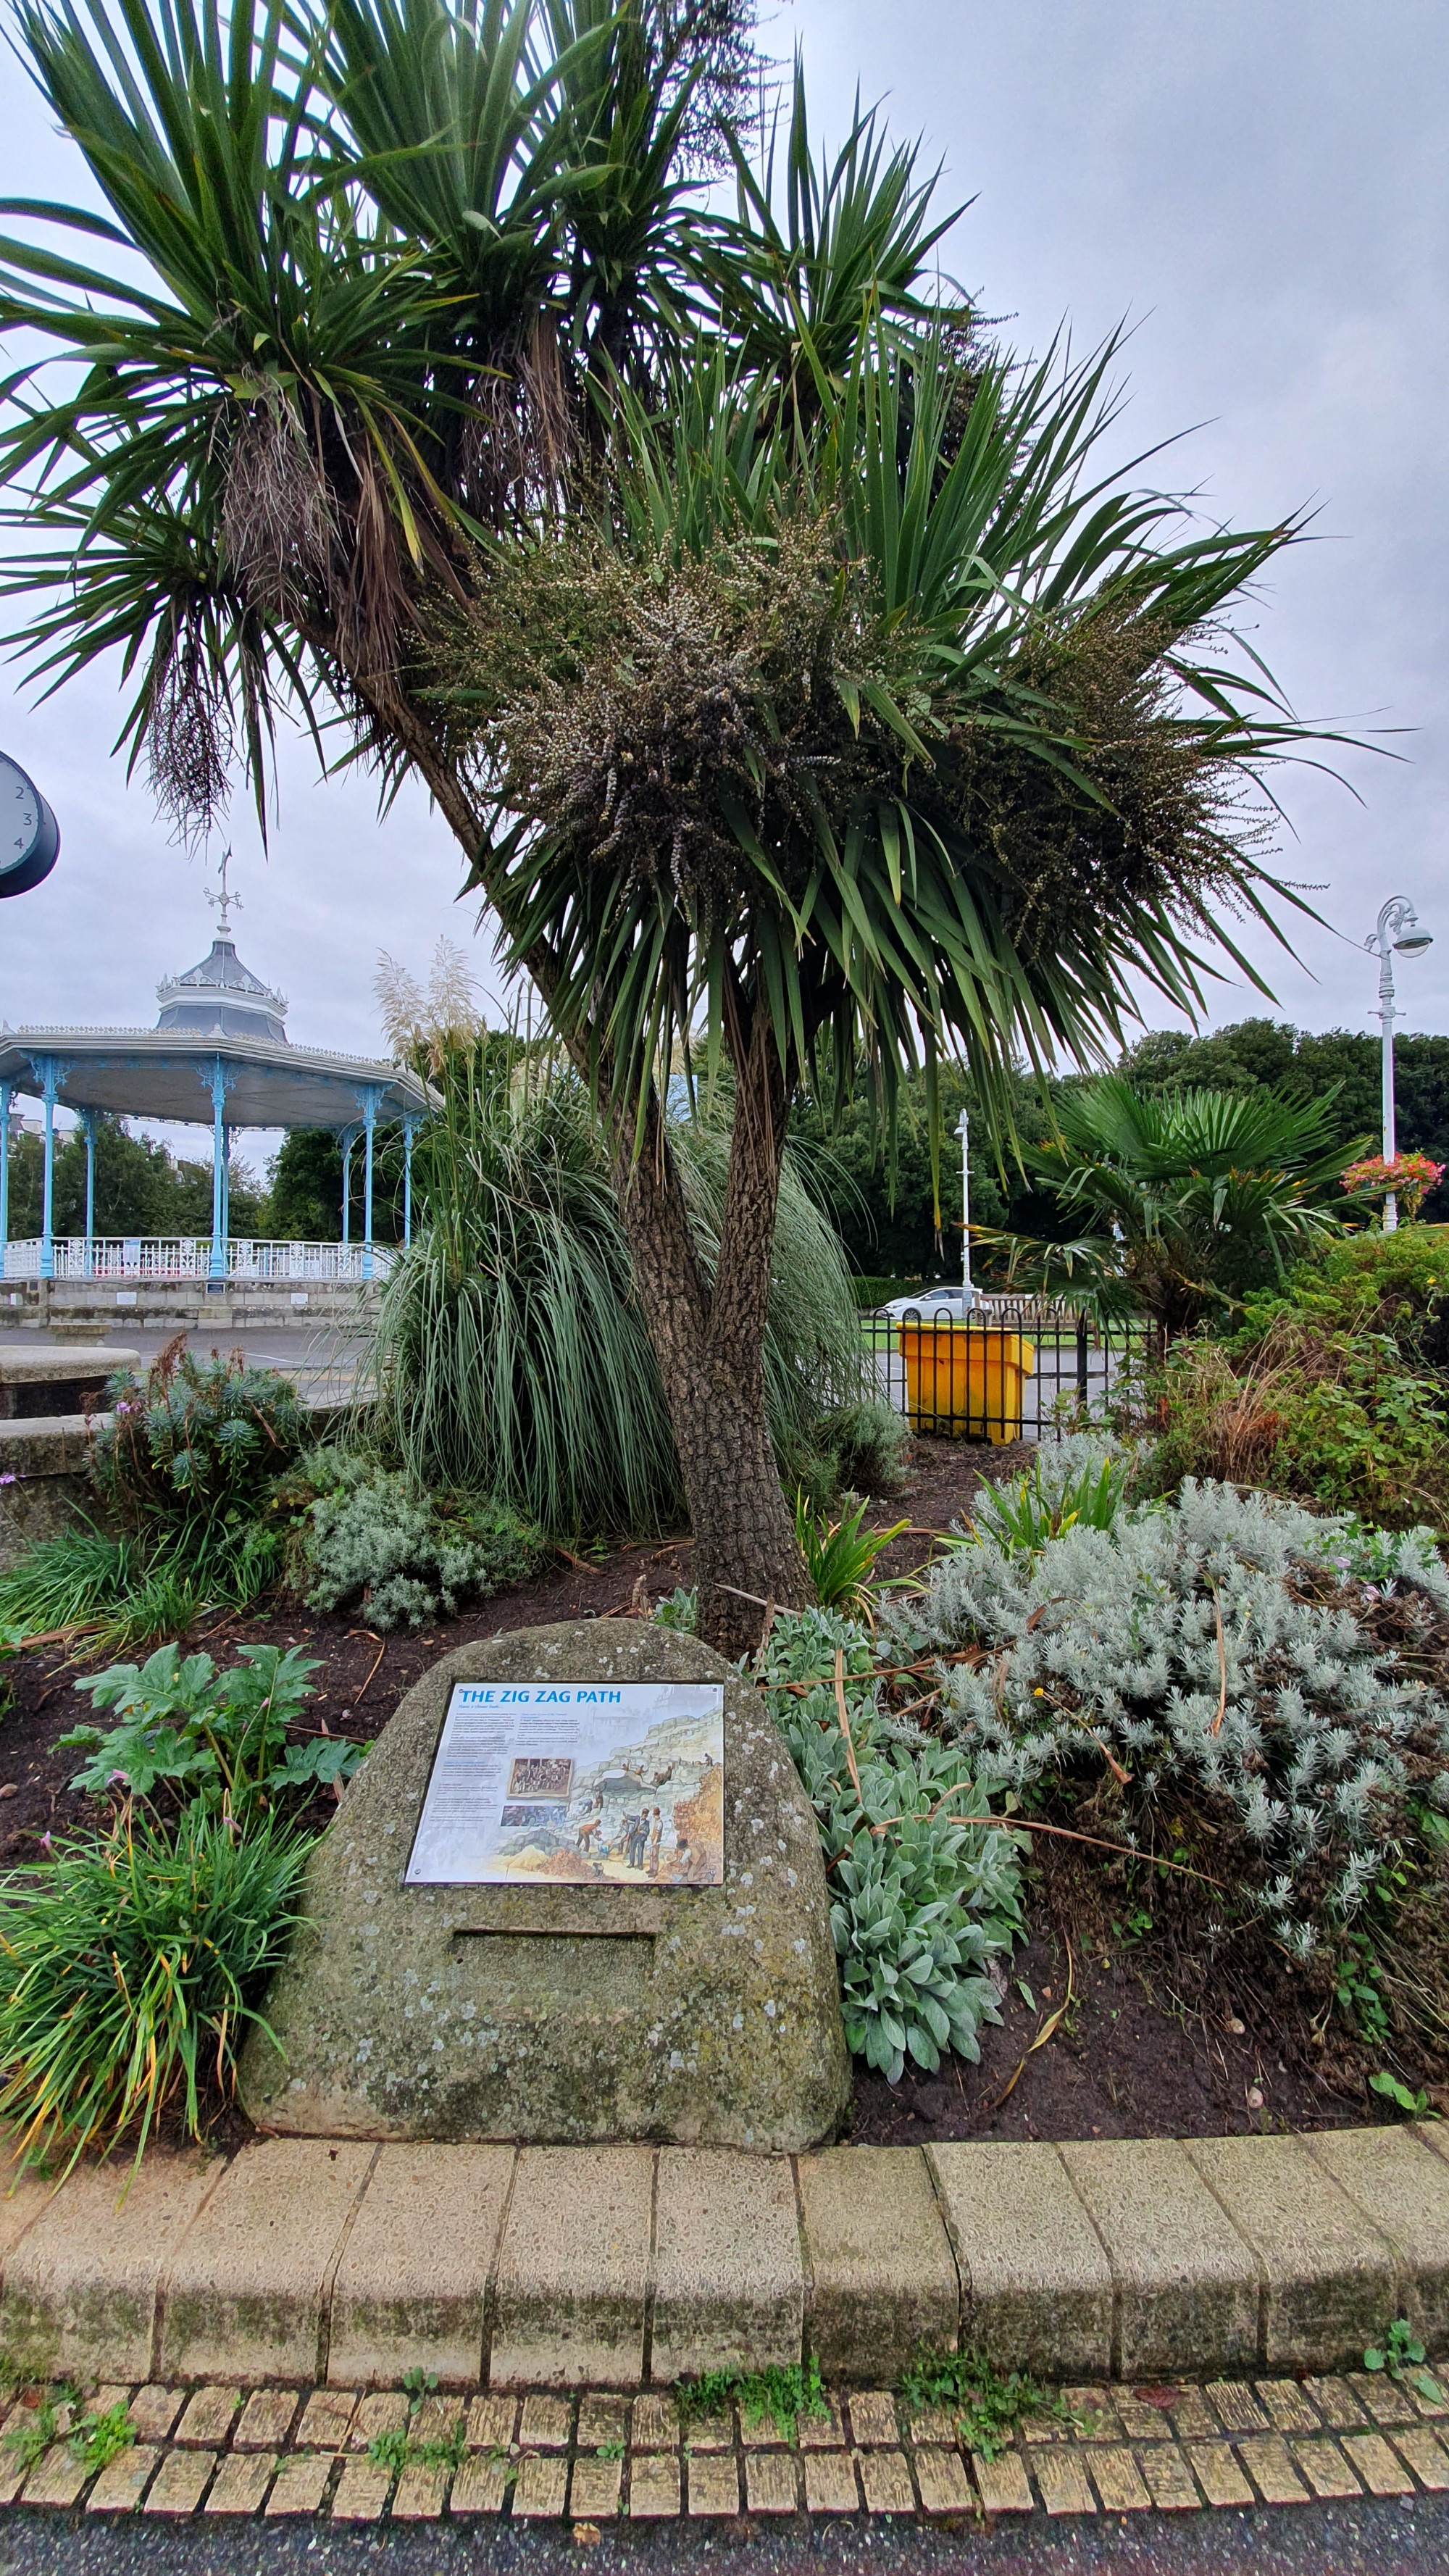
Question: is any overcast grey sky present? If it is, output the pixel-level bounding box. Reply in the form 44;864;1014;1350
1;0;1445;1149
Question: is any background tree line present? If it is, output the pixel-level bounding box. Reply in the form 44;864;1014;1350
794;1017;1449;1282
7;1016;1444;1260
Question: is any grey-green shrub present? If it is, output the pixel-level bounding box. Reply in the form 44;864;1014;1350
909;1465;1449;1960
756;1607;1024;2081
301;1452;546;1628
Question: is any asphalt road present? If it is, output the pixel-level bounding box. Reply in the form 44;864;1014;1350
1;2501;1447;2576
5;1324;364;1399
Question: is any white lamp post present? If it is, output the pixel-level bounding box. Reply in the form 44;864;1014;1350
1367;896;1433;1232
956;1107;972;1291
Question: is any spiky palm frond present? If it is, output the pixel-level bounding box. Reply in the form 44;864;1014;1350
689;57;968;399
987;1073;1369;1334
455;323;1332;1177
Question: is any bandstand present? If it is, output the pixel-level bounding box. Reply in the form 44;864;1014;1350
0;893;431;1288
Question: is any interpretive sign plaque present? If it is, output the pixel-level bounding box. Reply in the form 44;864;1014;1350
405;1678;725;1886
239;1623;851;2148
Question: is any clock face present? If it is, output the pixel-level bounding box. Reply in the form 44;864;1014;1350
0;754;40;874
0;754;59;896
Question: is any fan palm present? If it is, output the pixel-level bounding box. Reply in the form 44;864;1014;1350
0;0;1347;1641
986;1075;1366;1341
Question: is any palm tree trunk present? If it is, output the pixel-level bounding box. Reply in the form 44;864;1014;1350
610;1020;811;1655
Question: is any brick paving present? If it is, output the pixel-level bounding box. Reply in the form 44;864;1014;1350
0;2365;1442;2524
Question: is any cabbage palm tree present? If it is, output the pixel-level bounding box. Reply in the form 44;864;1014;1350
0;0;1342;1643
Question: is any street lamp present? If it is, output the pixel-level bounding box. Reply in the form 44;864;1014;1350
1367;896;1434;1233
956;1107;973;1296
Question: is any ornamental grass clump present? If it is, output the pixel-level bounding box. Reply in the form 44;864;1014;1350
0;1804;309;2172
367;1046;885;1535
912;1463;1449;1964
757;1607;1025;2081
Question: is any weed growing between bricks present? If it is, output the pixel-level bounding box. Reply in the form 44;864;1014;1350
0;2364;1448;2525
897;2346;1072;2462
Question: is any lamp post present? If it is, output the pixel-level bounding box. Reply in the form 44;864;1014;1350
1368;896;1434;1232
956;1108;972;1293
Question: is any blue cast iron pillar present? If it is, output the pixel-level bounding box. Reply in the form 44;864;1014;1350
204;1056;237;1284
28;1056;72;1283
0;1082;10;1262
402;1114;417;1247
354;1085;385;1283
80;1106;99;1276
338;1124;359;1249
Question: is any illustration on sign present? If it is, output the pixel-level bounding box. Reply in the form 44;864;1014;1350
404;1679;726;1886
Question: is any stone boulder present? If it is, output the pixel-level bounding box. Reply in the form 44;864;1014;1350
239;1622;851;2150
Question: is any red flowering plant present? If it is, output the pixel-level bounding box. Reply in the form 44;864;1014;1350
1342;1152;1447;1222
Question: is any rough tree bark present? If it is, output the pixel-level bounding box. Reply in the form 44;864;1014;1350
609;1007;811;1654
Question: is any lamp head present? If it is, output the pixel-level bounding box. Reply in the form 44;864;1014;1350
1395;930;1434;956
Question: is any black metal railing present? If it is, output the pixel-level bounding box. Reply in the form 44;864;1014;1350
859;1296;1148;1446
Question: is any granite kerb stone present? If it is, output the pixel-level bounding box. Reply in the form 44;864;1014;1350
0;2124;1427;2390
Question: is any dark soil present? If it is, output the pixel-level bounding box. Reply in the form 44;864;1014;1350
3;1431;1437;2148
848;1896;1371;2148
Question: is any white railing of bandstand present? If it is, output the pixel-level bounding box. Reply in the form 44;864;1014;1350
1;1238;396;1283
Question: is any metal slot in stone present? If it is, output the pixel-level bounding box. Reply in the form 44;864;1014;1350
448;1931;659;2006
451;1927;659;1941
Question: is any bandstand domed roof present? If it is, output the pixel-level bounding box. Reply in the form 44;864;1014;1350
156;938;288;1044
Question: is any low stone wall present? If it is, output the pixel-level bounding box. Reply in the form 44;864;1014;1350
0;1414;100;1566
0;1279;381;1335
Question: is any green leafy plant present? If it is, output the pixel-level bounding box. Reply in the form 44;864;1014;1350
969;1438;1133;1558
760;1607;1025;2081
0;1344;312;1651
675;2358;827;2447
0;1804;311;2171
1140;1227;1449;1530
2;2388;70;2473
59;1641;344;1818
367;2370;467;2475
1364;2318;1444;2403
1368;2070;1434;2119
898;2346;1048;2464
71;2401;137;2473
794;1493;909;1617
298;1452;546;1630
91;1339;309;1535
